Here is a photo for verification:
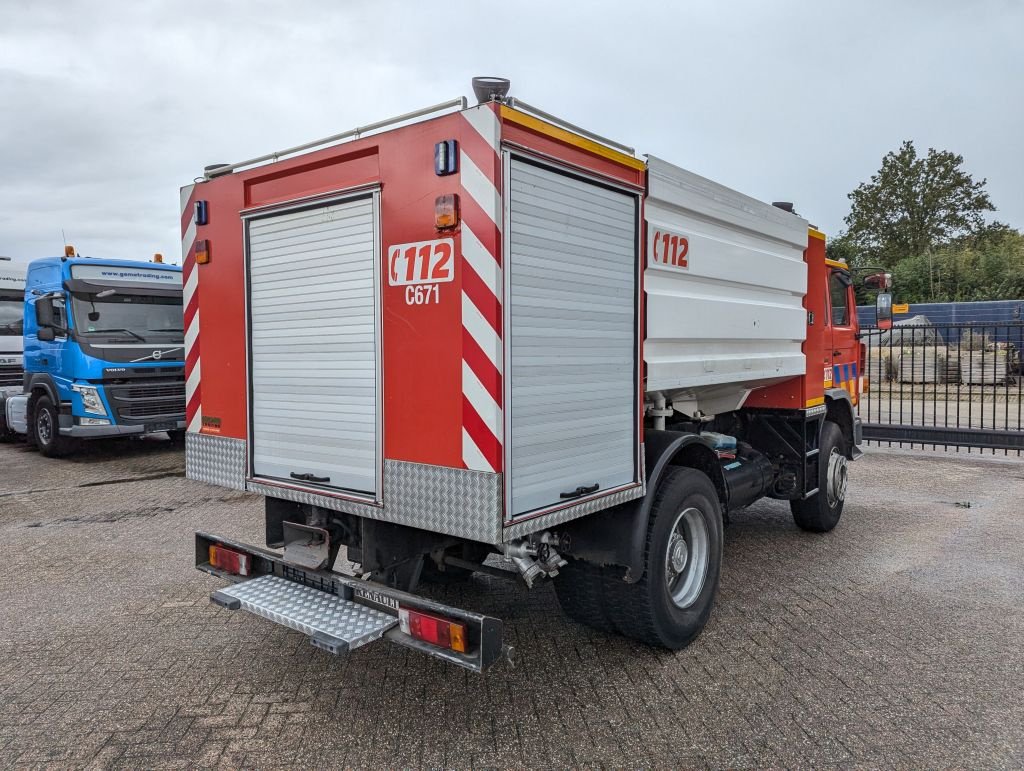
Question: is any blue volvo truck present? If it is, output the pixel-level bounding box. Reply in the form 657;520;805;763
0;252;186;456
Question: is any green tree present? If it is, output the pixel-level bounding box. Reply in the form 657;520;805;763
889;225;1024;303
825;232;859;265
843;141;994;287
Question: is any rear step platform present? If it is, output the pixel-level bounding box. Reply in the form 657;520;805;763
198;532;506;672
212;575;397;654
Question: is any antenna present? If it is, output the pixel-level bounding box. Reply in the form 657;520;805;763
62;228;67;249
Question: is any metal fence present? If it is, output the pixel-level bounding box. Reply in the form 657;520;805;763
860;321;1024;455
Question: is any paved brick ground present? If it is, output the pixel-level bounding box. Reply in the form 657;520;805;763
1;437;1022;769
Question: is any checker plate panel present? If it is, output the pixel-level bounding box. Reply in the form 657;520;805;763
217;575;396;651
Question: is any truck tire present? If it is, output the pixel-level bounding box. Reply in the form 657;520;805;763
790;419;847;533
32;395;72;458
554;557;617;633
168;429;186;445
601;467;724;649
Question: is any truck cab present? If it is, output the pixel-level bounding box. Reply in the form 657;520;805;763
2;252;187;456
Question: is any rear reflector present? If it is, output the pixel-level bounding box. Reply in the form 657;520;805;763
398;607;467;653
209;545;250;576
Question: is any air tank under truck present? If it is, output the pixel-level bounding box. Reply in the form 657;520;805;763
184;78;890;672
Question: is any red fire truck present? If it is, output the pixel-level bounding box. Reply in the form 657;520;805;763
182;78;892;671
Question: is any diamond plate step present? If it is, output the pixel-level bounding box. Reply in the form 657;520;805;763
212;575;397;654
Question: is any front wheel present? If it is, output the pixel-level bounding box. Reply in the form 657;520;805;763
600;467;724;649
790;419;848;532
32;395;74;458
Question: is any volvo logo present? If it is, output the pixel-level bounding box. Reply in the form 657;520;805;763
129;346;182;363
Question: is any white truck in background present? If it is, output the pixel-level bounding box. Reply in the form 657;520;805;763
0;256;27;440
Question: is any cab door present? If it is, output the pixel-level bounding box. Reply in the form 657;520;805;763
827;268;858;404
25;294;68;384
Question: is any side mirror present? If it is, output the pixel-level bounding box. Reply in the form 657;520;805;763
876;292;893;331
38;327;56;342
35;298;55;328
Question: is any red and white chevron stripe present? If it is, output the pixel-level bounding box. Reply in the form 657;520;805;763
180;184;202;434
459;105;504;473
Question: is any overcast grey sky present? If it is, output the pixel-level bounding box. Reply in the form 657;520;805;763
1;0;1021;264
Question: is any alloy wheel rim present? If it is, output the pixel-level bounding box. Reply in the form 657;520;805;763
826;448;848;508
37;409;52;445
664;507;710;609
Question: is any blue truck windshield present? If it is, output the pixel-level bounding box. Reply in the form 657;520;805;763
70;292;183;343
0;292;22;336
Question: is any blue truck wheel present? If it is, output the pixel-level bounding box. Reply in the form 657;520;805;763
32;395;73;458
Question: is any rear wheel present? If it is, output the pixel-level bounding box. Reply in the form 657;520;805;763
32;395;73;458
603;468;723;649
790;419;848;532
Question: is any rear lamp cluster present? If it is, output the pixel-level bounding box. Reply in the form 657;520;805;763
209;545;250;576
398;606;467;653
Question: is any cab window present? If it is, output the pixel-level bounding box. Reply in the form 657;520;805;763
54;298;67;330
829;271;851;326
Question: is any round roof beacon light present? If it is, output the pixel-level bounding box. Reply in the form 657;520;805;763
472;77;511;104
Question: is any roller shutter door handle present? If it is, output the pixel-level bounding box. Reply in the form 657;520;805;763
290;472;330;484
560;483;600;499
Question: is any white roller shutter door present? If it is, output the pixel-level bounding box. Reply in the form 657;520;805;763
507;159;638;517
248;196;379;496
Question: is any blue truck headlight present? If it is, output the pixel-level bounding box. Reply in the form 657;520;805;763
72;385;107;417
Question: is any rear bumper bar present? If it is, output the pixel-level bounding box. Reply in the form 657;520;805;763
195;531;507;673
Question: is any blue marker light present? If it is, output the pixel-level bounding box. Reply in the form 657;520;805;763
434;140;458;176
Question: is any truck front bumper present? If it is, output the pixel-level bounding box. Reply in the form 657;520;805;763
59;418;185;438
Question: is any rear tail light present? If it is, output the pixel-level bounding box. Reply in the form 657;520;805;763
209;544;250;576
398;607;467;653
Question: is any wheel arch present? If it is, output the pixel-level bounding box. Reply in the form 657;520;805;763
824;388;858;458
26;374;59;407
560;429;726;584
